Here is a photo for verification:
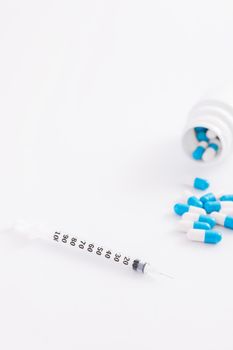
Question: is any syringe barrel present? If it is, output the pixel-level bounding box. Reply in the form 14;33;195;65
13;220;148;274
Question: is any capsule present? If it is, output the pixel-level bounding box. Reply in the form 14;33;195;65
194;127;208;133
202;142;220;162
204;200;233;214
219;207;233;215
187;229;222;244
196;130;209;142
200;192;217;204
192;141;208;160
182;212;216;228
193;177;210;191
220;194;233;202
177;220;210;232
181;190;203;208
211;212;233;230
173;203;206;216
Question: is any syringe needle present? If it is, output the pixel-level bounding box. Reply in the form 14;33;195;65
157;271;174;279
145;264;174;279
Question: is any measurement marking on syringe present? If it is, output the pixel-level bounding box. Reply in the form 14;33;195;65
12;220;172;277
53;231;131;266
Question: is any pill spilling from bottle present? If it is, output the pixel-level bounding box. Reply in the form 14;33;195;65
173;177;233;245
182;85;233;163
191;127;221;162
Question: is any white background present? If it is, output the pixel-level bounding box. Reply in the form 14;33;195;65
1;1;233;349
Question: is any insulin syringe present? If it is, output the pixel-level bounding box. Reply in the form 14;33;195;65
11;220;171;278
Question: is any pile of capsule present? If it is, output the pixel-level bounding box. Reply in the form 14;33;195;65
192;127;221;162
173;177;233;244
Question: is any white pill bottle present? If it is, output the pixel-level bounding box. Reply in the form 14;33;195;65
182;85;233;163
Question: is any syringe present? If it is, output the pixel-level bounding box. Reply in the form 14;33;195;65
10;220;171;278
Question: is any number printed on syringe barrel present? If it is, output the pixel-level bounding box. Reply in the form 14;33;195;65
52;231;148;274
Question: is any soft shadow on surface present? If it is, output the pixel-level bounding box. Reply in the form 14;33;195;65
123;136;226;195
121;138;189;193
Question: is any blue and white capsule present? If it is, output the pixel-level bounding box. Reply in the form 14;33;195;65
193;177;210;191
182;212;216;228
204;200;233;214
211;212;233;230
199;192;225;204
202;139;221;162
194;127;207;133
187;229;222;244
196;130;209;142
192;141;208;160
181;190;203;208
173;203;206;216
220;194;233;202
177;220;210;232
200;192;216;204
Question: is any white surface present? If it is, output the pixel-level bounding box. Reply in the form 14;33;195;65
1;1;233;349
